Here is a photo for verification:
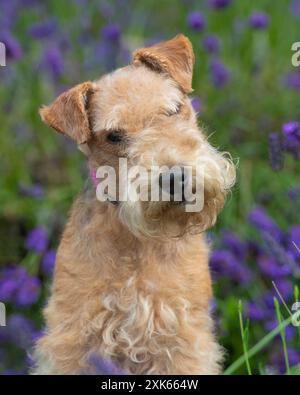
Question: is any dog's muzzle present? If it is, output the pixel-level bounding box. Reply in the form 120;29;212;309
159;167;190;203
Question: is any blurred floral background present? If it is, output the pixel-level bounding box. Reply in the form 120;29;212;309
0;0;300;375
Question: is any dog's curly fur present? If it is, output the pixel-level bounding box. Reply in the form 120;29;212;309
32;34;235;375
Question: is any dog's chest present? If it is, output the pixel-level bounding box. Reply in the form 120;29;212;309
81;272;193;363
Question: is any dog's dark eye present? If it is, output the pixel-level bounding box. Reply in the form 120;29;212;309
106;130;123;143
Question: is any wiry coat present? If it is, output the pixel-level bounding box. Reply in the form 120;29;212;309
33;35;235;375
34;195;222;374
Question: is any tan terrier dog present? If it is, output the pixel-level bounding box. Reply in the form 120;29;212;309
32;34;235;375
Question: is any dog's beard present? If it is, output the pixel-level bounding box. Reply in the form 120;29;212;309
117;187;230;240
116;146;236;239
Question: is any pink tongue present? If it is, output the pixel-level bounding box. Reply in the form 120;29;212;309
90;168;99;187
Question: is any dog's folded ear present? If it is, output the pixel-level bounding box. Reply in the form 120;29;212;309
39;81;95;144
133;34;195;94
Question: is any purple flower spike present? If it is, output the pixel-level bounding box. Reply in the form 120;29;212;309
209;0;232;9
282;121;300;137
187;11;206;32
222;230;247;260
285;71;300;90
265;319;296;341
249;11;269;29
282;121;300;159
86;354;127;375
0;266;28;302
202;35;219;54
268;132;283;171
0;279;18;301
28;20;57;39
248;206;282;241
16;277;41;307
101;24;121;42
209;58;230;88
6;314;37;349
275;279;294;299
42;250;56;276
289;226;300;253
290;0;300;18
191;97;202;114
246;302;265;321
210;250;251;283
287;186;300;201
18;183;44;198
25;227;48;253
258;257;291;279
43;45;64;80
0;31;23;60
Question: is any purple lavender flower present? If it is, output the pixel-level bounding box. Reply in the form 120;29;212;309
270;346;300;373
15;277;41;307
246;302;265;321
249;11;270;29
262;231;298;275
25;227;48;253
0;267;27;302
275;278;294;299
287;186;300;201
247;240;262;258
28;20;57;39
209;298;217;313
6;314;37;350
285;71;300;90
286;348;300;366
0;31;23;60
42;45;64;80
290;0;300;18
0;279;18;301
282;121;300;159
283;135;300;157
258;257;291;278
222;230;247;260
248;206;282;241
187;11;206;32
86;354;127;375
42;250;56;276
2;369;26;375
289;226;300;252
209;0;232;9
101;24;121;42
210;250;251;283
263;291;276;309
19;0;40;5
265;320;296;341
191;97;202;114
209;58;230;88
282;121;300;137
202;35;219;54
268;132;283;171
0;2;18;30
18;183;44;198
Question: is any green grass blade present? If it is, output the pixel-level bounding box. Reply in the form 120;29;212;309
274;298;290;375
238;300;252;375
224;314;293;375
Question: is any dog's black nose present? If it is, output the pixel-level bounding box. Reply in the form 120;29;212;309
159;167;186;201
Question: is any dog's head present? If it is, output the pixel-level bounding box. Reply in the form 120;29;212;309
40;34;235;239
